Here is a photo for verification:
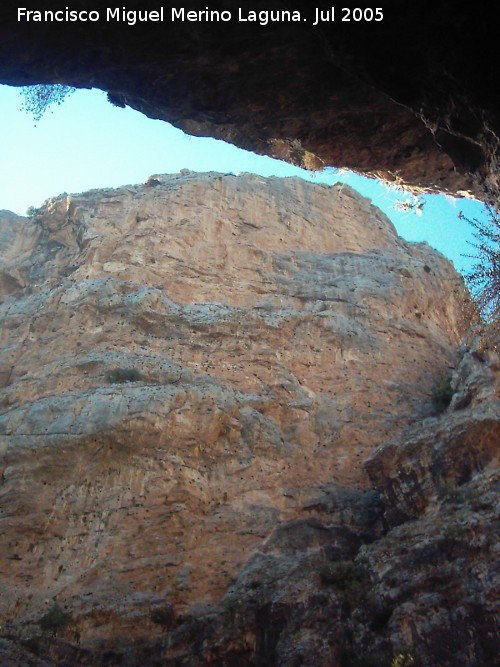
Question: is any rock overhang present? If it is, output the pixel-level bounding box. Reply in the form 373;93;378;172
0;0;498;200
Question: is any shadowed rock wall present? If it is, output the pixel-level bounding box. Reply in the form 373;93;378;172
0;1;498;198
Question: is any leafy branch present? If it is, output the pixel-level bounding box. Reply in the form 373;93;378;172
460;203;499;346
20;84;75;122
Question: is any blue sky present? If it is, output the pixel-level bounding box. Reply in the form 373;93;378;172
0;84;487;275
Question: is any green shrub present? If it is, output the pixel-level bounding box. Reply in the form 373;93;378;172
369;603;393;632
431;377;454;414
38;603;72;635
392;651;415;667
460;204;499;339
319;560;364;590
20;84;75;122
342;648;417;667
150;603;174;627
106;368;143;384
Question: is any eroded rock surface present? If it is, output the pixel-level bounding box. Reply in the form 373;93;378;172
0;174;497;666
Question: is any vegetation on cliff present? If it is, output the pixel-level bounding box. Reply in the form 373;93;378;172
461;204;500;348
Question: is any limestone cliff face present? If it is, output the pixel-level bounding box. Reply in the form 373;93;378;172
0;174;497;666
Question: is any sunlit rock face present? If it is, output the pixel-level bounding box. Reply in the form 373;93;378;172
0;174;497;666
1;1;498;198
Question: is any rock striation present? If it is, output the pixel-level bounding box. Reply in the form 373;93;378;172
0;173;497;666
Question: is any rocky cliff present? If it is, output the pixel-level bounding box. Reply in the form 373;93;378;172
0;173;498;666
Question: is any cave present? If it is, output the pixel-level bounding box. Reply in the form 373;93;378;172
1;0;498;200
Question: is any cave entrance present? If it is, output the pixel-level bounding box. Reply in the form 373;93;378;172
0;85;490;279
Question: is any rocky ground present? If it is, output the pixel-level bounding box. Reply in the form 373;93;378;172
0;173;498;666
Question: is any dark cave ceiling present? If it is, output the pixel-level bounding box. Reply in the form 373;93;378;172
1;1;498;200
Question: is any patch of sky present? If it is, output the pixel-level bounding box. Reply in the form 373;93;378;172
0;85;488;274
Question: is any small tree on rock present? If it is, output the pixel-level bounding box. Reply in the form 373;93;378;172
38;603;72;636
20;84;75;122
460;204;500;348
